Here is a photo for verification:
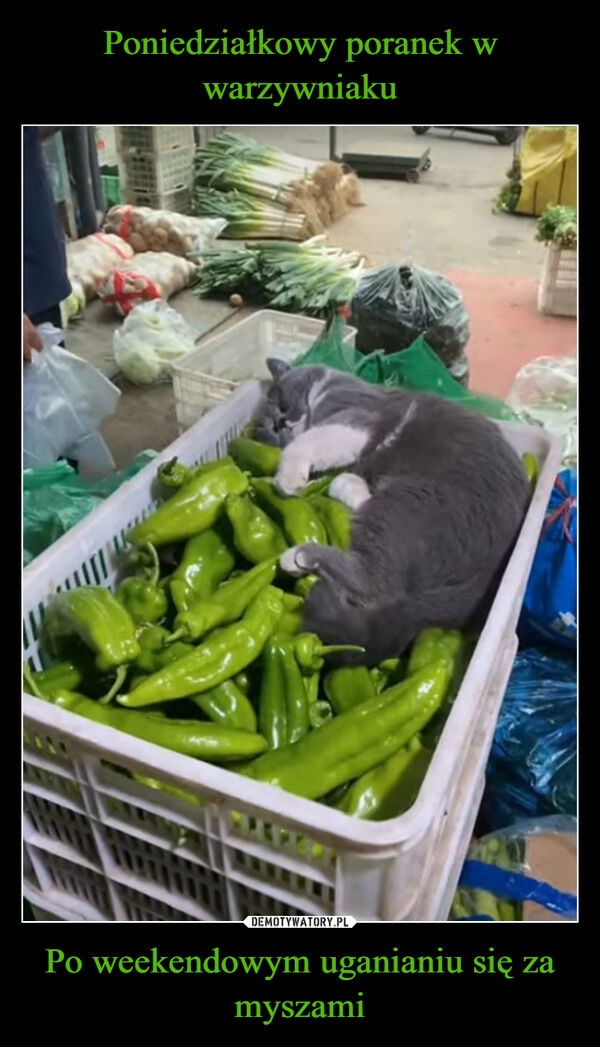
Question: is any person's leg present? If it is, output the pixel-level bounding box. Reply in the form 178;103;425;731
29;304;77;471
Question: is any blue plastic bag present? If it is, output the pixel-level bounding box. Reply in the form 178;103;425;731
481;647;576;832
519;469;577;651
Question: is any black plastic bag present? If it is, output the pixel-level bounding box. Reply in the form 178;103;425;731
350;263;471;385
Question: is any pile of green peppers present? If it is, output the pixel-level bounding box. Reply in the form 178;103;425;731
24;435;533;821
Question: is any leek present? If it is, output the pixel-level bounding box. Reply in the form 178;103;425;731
191;238;365;317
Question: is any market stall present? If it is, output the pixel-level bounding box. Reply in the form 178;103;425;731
22;126;577;924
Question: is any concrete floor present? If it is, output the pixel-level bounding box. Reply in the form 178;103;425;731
62;126;576;471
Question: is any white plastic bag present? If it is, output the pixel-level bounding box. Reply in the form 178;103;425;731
113;301;198;385
23;324;121;476
104;206;226;257
97;252;198;316
66;233;134;300
506;355;577;467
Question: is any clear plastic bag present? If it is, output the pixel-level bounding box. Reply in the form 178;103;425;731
452;816;577;921
22;324;120;476
112;301;198;385
66;232;134;301
350;262;471;382
481;647;577;832
104;206;227;258
506;355;577;468
97;252;198;316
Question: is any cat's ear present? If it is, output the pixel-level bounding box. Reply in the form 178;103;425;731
266;358;291;381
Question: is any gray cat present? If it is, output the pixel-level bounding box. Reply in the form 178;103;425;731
256;360;531;667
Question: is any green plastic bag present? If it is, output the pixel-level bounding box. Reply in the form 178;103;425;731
23;452;158;568
293;315;518;423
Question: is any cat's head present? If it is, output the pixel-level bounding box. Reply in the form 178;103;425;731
256;359;329;448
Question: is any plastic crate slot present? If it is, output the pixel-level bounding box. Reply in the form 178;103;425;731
25;797;100;864
23;762;83;803
118;884;199;921
106;828;227;913
237;885;308;919
230;847;333;905
24;729;69;760
40;852;113;916
102;792;207;852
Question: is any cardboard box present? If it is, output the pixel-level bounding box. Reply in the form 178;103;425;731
522;832;577;921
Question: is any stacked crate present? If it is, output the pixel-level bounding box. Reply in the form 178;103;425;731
116;126;196;213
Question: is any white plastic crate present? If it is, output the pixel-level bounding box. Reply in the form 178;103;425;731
123;186;192;213
172;310;358;432
195;126;226;148
538;243;577;317
121;146;195;199
117;126;195;154
23;384;562;923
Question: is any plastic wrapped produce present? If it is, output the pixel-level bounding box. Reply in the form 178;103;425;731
506;355;577;468
112;301;198;385
97;252;198;316
350;263;471;384
452;816;577;921
104;205;226;257
481;647;577;831
66;233;134;301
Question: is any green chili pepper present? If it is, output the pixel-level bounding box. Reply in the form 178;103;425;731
127;458;248;548
23;661;83;697
258;638;310;749
407;628;466;676
323;665;376;715
156;456;226;498
165;602;228;646
407;628;472;748
370;658;404;694
169;528;236;614
308;494;352;550
234;672;250;695
336;737;433;821
522;452;539;491
132;775;204;807
135;625;171;673
40;587;140;703
250;478;328;546
117;586;285;708
228;437;281;477
166;558;279;646
309;700;334;729
293;632;365;673
300;472;343;498
294;575;319;599
274;609;304;640
282;593;304;612
225;493;288;564
191;679;257;733
44;689;268;763
115;543;168;626
303;673;320;707
241;660;451;800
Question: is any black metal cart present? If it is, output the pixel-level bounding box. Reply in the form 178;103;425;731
329;127;432;183
411;126;522;146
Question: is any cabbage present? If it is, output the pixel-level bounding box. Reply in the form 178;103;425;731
112;301;198;386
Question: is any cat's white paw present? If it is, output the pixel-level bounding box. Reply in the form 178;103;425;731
329;473;371;511
279;546;311;577
275;463;309;497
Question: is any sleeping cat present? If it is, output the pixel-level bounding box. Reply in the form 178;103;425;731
256;359;531;666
